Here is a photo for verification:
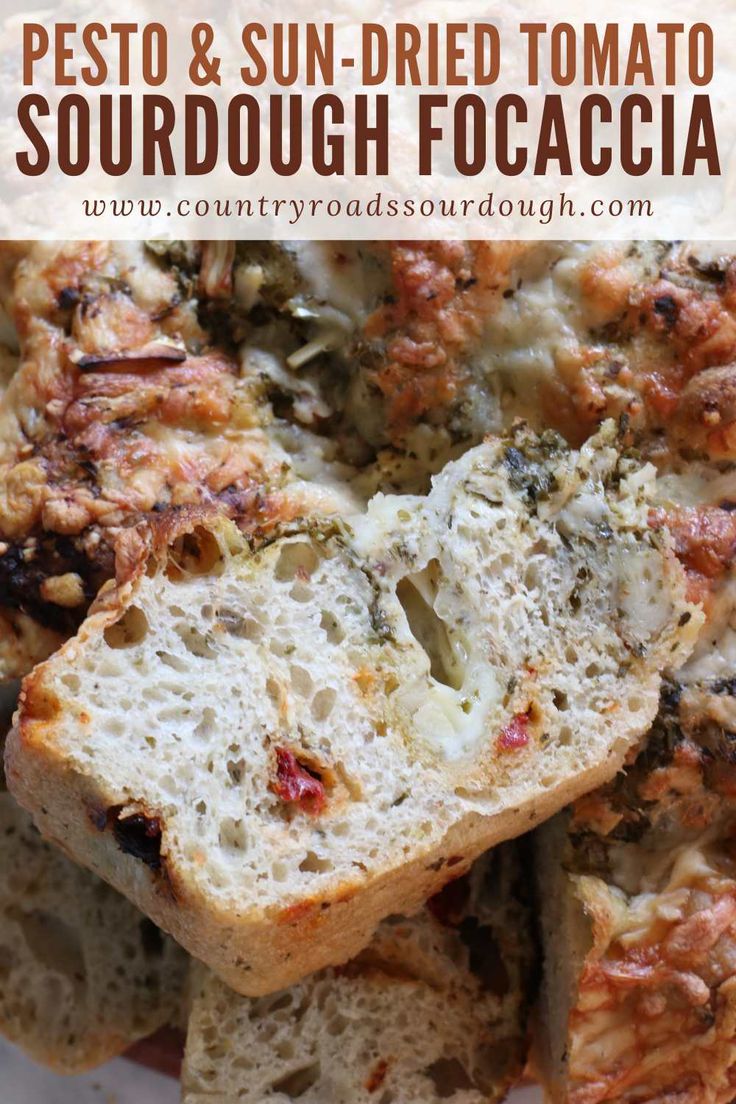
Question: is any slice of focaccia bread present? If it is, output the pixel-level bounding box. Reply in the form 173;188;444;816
6;422;701;995
535;678;736;1104
0;786;188;1072
182;845;535;1104
0;698;187;1072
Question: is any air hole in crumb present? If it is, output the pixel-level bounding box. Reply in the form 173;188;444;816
219;610;263;641
19;911;84;982
396;561;463;691
271;861;289;882
320;610;344;644
157;651;189;673
104;606;149;649
326;1014;348;1036
524;563;539;589
194;707;216;741
274;541;319;582
219;817;247;852
174;623;216;659
271;1063;321;1098
424;1058;476;1098
298;851;334;873
311;687;336;722
227;758;245;784
552;689;569;712
166;527;222;581
290;665;313;698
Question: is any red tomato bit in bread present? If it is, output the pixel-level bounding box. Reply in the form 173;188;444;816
272;747;326;814
496;713;530;752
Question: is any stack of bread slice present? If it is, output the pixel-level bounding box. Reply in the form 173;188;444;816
182;845;536;1104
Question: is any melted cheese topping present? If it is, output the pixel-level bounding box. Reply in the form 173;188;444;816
568;837;736;1104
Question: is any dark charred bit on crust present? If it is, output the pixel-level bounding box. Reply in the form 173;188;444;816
652;294;679;329
73;344;187;371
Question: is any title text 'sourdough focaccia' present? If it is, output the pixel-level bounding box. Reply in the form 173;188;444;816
6;421;699;994
182;846;536;1104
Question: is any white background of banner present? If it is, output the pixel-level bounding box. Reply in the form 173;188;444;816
1;0;735;238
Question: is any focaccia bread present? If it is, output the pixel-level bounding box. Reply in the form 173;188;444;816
0;686;187;1073
4;238;733;683
535;678;736;1104
534;447;736;1104
182;846;535;1104
0;786;188;1073
6;422;700;995
0;240;356;680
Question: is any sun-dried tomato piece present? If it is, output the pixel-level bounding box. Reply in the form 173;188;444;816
272;747;326;814
496;713;530;752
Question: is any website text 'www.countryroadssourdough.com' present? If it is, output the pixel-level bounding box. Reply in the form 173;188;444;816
81;191;654;227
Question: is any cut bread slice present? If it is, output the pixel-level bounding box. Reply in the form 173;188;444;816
0;785;188;1073
6;422;701;995
0;689;187;1073
182;845;536;1104
535;678;736;1104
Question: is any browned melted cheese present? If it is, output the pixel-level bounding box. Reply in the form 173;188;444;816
0;242;291;675
356;243;736;460
569;853;736;1104
577;256;736;460
566;684;736;1104
362;241;528;442
650;506;736;608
